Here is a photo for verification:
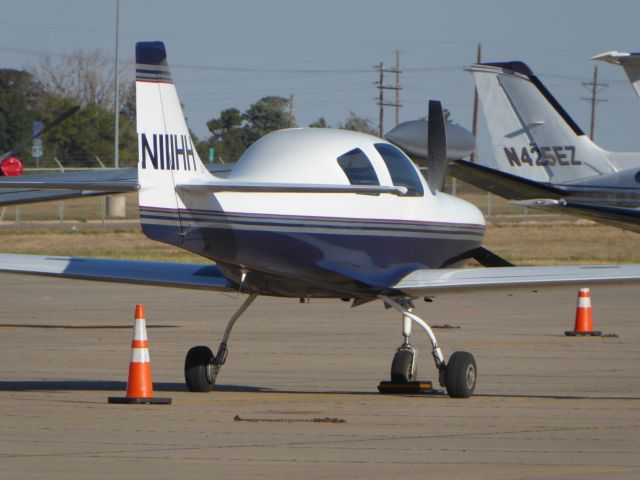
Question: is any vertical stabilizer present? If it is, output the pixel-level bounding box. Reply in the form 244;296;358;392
593;51;640;100
470;62;617;184
135;41;214;245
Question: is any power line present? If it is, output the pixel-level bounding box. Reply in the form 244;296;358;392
375;55;402;137
580;65;608;141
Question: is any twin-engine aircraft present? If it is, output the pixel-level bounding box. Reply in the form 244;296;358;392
451;61;640;232
1;42;640;398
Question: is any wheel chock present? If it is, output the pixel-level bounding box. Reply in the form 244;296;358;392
377;380;439;394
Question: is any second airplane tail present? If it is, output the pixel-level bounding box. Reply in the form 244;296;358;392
470;62;617;184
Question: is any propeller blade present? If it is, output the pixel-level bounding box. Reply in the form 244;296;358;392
1;105;80;161
426;100;447;193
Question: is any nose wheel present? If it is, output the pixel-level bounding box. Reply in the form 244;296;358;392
380;295;477;398
390;346;417;383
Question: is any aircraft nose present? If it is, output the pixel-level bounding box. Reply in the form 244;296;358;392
439;192;486;227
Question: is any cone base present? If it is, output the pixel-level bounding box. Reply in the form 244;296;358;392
565;331;602;337
108;396;172;404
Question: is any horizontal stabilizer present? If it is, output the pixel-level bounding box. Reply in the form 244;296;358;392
449;160;566;200
0;181;139;191
510;198;640;233
0;254;233;291
0;164;232;207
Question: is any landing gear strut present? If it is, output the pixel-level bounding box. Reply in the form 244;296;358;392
380;295;477;398
184;293;258;392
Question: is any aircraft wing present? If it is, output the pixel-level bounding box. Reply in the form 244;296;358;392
0;254;234;291
515;199;640;234
393;264;640;296
0;165;232;206
448;159;566;200
2;252;639;298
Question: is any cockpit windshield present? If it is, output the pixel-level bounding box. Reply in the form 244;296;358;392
374;143;424;196
337;148;380;186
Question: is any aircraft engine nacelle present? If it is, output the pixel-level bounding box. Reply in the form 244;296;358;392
0;157;24;176
385;120;476;164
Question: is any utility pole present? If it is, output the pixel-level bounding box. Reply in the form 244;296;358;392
470;43;481;163
106;0;126;218
113;0;120;168
395;50;401;126
377;63;384;137
376;59;402;137
581;65;608;141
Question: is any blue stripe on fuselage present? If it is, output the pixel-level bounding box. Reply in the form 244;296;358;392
139;207;484;295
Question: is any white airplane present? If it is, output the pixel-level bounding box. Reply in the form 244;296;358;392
1;42;640;398
593;50;640;100
450;62;640;232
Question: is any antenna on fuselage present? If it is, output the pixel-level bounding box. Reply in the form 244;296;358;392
426;100;447;194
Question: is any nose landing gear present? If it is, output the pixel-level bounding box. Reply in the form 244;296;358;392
380;295;477;398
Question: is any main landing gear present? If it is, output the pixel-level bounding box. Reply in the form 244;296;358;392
380;295;477;398
184;293;258;392
183;292;476;398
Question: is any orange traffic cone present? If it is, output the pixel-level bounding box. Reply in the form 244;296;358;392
565;288;601;337
108;305;171;404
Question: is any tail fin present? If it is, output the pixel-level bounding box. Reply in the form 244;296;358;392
135;41;214;244
593;51;640;99
470;62;616;184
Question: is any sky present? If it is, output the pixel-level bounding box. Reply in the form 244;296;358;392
2;0;640;164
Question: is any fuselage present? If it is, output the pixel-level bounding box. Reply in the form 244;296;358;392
139;129;485;298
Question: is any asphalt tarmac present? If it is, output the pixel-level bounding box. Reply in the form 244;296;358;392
0;274;638;479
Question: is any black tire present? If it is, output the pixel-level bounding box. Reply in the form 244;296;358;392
184;346;215;392
445;351;477;398
391;349;417;383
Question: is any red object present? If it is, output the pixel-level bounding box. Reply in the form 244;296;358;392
0;157;24;176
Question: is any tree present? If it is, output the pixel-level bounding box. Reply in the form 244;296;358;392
206;107;246;163
25;49;137;167
339;112;377;135
39;96;116;167
309;117;328;128
205;96;293;163
0;69;42;154
243;96;293;144
30;49;130;109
